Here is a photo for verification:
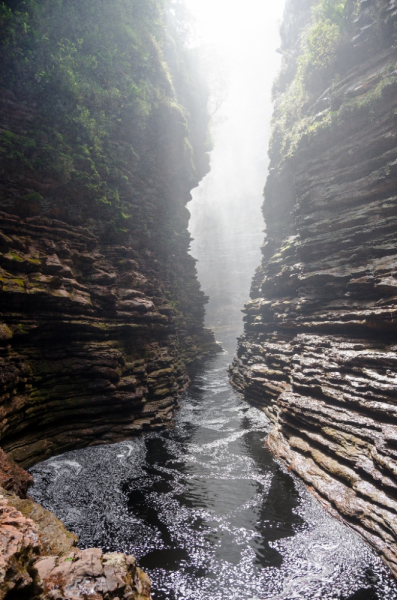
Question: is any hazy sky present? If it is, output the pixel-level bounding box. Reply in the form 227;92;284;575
187;0;286;342
185;0;285;48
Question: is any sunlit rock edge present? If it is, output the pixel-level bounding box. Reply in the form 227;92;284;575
230;0;397;579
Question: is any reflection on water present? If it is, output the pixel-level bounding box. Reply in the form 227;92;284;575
30;351;397;600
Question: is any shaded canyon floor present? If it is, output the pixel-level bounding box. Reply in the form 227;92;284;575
29;349;397;600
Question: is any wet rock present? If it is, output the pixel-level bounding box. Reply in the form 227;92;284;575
1;488;77;557
0;448;150;600
35;549;151;600
0;208;218;468
231;0;397;578
0;490;152;600
0;447;33;498
0;21;221;466
0;13;217;593
0;494;41;599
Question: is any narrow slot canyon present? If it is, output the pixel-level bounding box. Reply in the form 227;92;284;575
1;1;397;599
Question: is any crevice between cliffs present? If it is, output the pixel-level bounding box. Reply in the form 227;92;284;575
2;0;397;597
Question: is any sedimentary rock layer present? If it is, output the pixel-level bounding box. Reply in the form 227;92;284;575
0;205;217;468
0;5;211;598
0;2;219;468
230;0;397;576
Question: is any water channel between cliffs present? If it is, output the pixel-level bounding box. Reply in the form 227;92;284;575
27;3;397;594
30;341;397;600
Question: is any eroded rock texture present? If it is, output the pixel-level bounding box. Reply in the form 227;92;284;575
0;447;32;497
0;492;152;600
230;0;397;576
0;2;219;468
36;550;151;600
0;4;209;598
0;494;41;600
0;448;151;600
0;205;217;468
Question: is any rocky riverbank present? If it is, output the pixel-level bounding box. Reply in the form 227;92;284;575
230;0;397;577
0;449;152;600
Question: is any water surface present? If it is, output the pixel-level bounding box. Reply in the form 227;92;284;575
30;350;397;600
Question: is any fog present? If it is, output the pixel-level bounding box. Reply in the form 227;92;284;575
187;0;286;348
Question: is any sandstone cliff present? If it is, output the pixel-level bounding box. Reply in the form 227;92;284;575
230;0;397;576
0;0;219;468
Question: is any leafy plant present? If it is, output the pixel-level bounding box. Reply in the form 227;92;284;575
0;0;210;239
270;0;364;160
301;19;341;72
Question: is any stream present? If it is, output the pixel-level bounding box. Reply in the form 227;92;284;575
30;347;397;600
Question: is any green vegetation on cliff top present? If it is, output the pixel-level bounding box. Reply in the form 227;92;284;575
0;0;210;238
271;0;397;161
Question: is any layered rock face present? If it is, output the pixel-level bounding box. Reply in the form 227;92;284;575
0;1;218;468
0;203;216;468
230;0;397;576
0;3;212;598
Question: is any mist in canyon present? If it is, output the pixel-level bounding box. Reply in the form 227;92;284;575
26;2;397;598
187;0;285;349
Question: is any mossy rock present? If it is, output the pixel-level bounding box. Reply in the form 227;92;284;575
14;194;42;217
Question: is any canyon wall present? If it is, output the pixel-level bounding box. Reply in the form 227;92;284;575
0;3;219;597
0;0;218;469
230;0;397;576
